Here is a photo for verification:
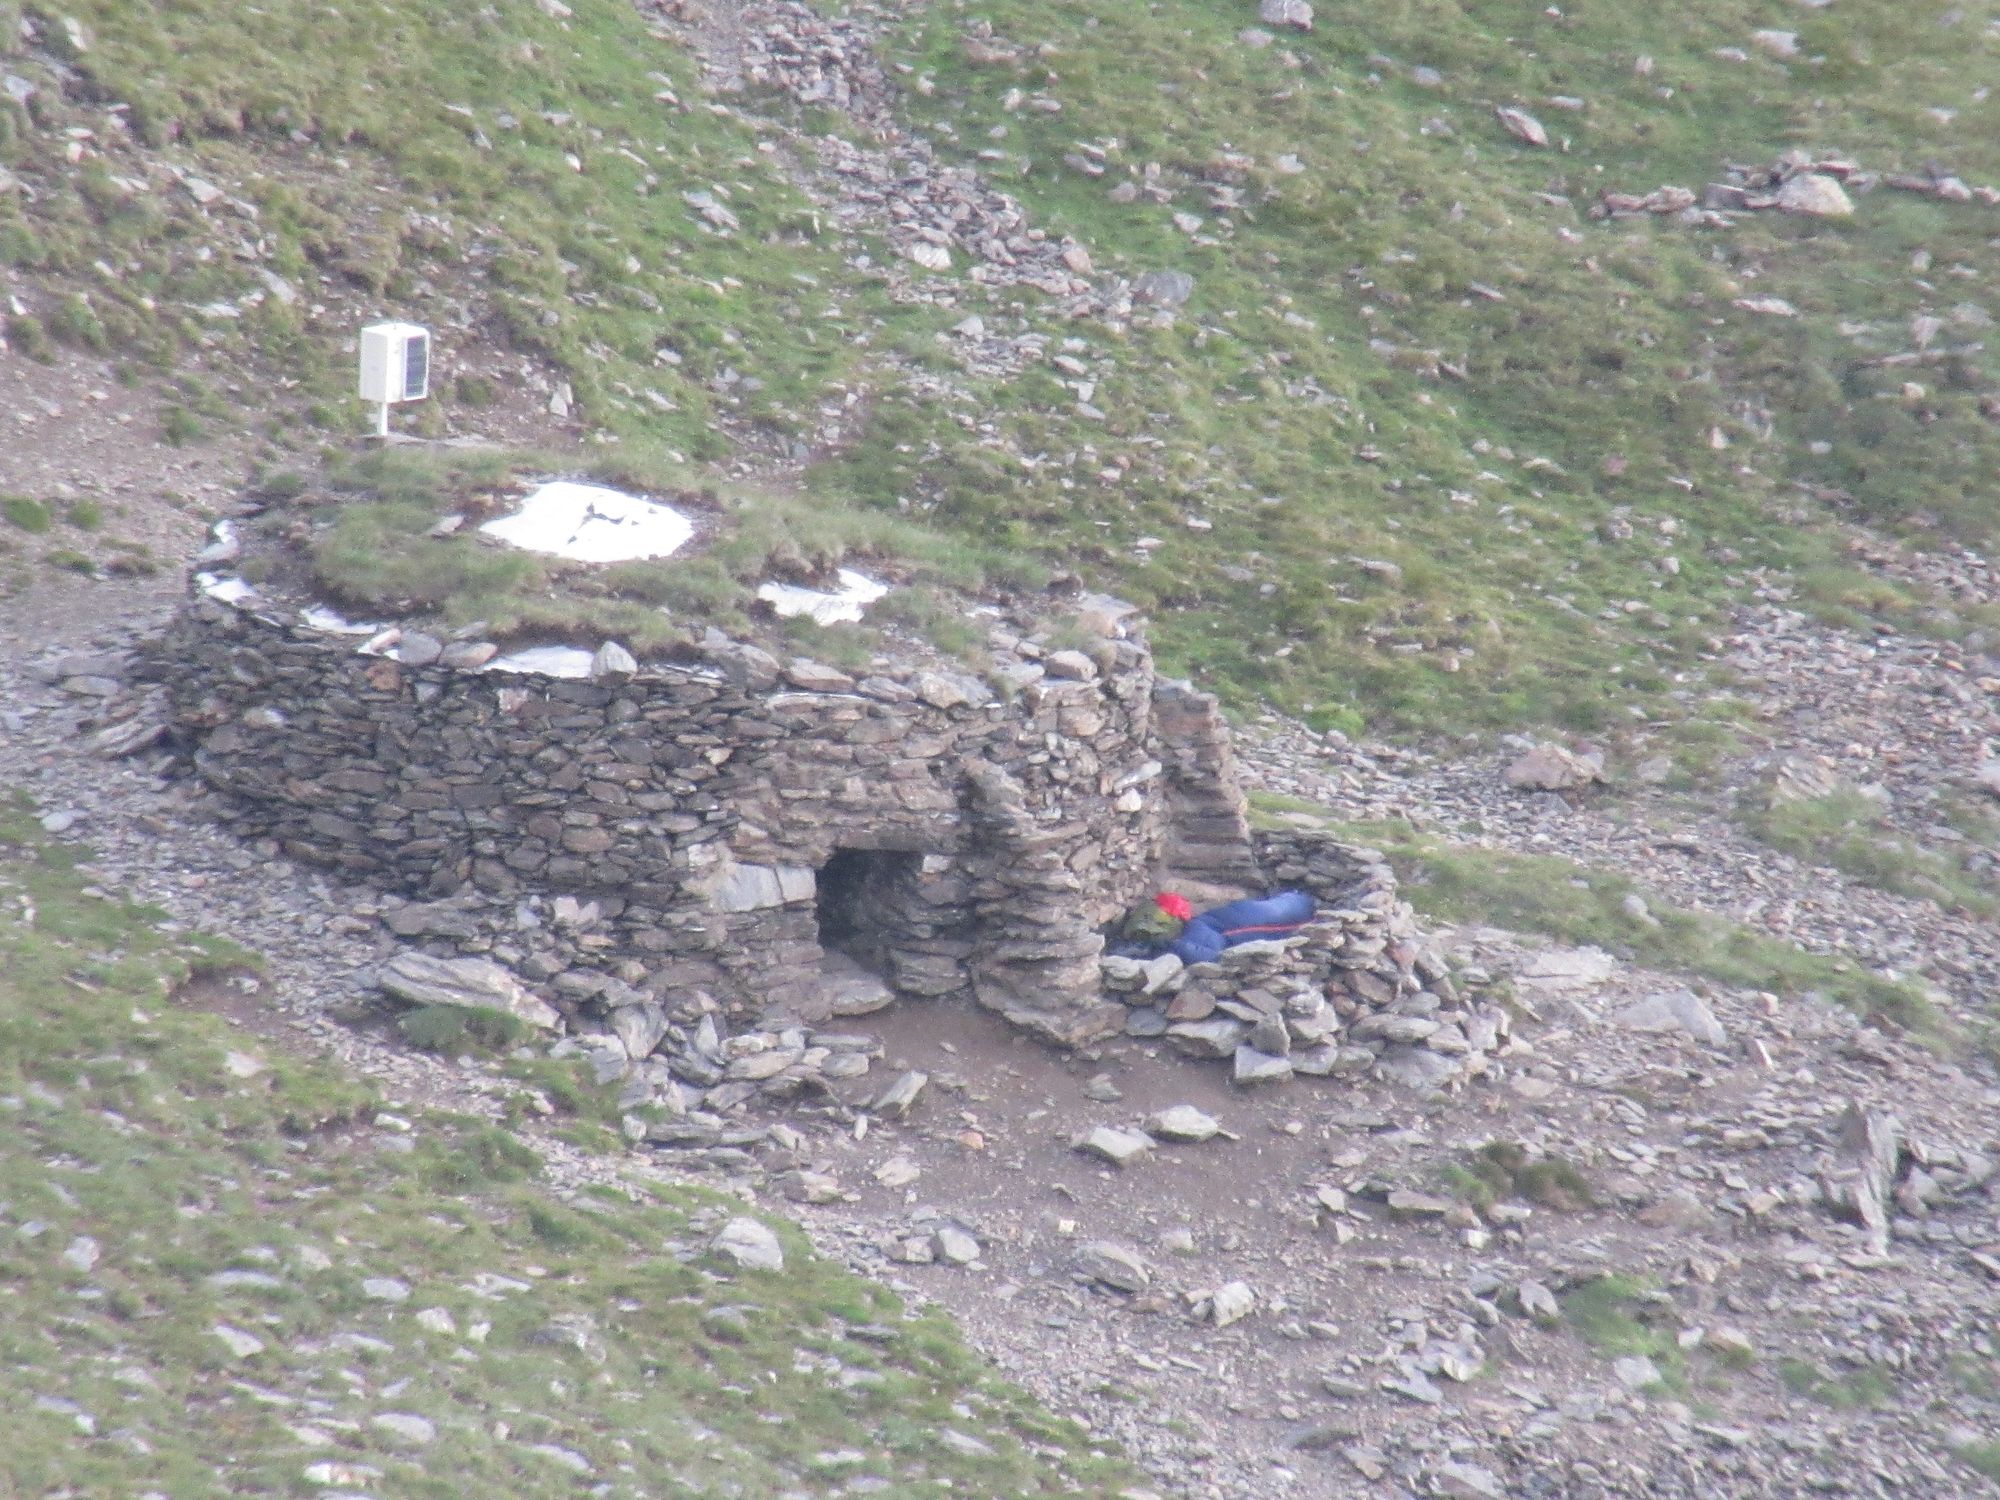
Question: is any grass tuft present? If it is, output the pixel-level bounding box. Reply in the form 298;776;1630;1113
1778;1356;1898;1411
1749;790;1996;919
1445;1141;1596;1214
1563;1274;1685;1394
397;1002;528;1056
2;496;53;533
1957;1441;2000;1482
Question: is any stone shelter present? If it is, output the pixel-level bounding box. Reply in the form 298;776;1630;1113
162;578;1263;1046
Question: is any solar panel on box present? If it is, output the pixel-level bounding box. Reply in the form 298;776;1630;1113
358;322;431;434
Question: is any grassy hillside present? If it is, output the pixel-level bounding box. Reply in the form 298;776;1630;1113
1;0;900;455
6;0;2000;730
865;0;2000;727
0;797;1143;1497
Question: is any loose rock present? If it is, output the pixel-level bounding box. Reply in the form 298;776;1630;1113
712;1217;786;1272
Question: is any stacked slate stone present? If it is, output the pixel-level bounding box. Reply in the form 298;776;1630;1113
1101;829;1508;1092
962;759;1127;1046
1150;678;1264;890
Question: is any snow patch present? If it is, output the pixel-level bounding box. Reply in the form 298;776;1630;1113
301;605;381;635
480;481;694;563
197;573;257;605
755;569;890;626
484;645;597;679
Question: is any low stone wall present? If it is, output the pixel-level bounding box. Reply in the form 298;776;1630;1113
1099;829;1504;1093
161;587;1259;1046
578;824;1490;1137
615;823;1490;1128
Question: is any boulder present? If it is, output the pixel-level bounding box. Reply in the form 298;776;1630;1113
1075;1240;1152;1292
914;670;984;710
1613;988;1727;1046
1147;1105;1223;1142
1233;1047;1294;1086
1766;754;1843;805
1133;270;1196;308
590;641;637;682
1503;743;1606;792
711;1217;785;1272
1495;106;1549;148
873;1070;928;1117
701;631;781;690
1257;0;1312;29
1975;758;2000;799
1043;649;1099;682
1166;1017;1247;1058
1073;1125;1155;1168
377;953;559;1029
1821;1102;1902;1254
1348;1013;1439;1045
610;1001;669;1061
1202;1279;1257;1327
1516;1279;1560;1323
933;1225;982;1265
1514;946;1617;995
1373;1045;1463;1093
784;657;856;692
1776;172;1854;218
439;640;497;670
1435;1462;1508;1500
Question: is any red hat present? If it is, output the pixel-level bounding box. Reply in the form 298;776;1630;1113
1155;892;1194;922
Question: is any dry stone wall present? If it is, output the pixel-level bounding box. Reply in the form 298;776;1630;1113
161;588;1256;1047
162;575;1472;1113
1103;829;1505;1094
1151;679;1264;890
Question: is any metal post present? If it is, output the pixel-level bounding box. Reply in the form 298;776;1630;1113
376;401;390;438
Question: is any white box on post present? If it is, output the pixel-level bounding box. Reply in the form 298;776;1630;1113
357;321;431;436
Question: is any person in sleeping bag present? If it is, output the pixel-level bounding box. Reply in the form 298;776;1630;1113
1169;889;1316;964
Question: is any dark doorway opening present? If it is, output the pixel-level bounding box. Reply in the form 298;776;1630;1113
816;847;924;972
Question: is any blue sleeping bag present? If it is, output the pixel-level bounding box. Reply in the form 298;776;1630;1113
1170;890;1316;965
